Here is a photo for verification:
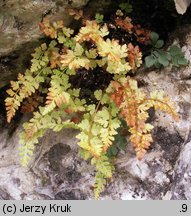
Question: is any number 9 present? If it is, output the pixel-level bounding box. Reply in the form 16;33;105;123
182;204;187;212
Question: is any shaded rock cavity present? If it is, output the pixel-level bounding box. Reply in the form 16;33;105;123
55;189;87;200
48;143;71;171
153;127;184;165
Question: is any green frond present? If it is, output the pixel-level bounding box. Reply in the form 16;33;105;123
94;172;107;199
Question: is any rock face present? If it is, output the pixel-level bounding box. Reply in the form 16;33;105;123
0;0;111;88
0;50;191;200
0;0;191;200
174;0;191;14
0;0;112;57
1;1;58;57
0;0;73;88
0;0;90;57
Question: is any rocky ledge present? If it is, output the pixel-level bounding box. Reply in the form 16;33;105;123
0;0;191;200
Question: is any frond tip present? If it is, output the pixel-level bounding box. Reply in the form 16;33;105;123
109;78;179;160
92;155;114;199
5;72;44;123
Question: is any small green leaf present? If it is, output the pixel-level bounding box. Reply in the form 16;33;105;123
85;49;98;59
153;50;160;58
66;68;76;75
57;33;66;44
41;43;47;51
158;54;169;67
74;43;84;56
94;90;103;101
166;52;172;61
154;40;164;49
95;13;104;24
145;55;156;68
119;3;133;14
150;32;159;43
111;146;118;156
168;45;182;56
119;137;126;150
154;62;161;68
177;58;188;65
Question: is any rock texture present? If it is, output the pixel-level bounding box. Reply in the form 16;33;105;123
174;0;191;14
0;0;73;88
0;0;111;88
0;53;191;200
0;0;89;57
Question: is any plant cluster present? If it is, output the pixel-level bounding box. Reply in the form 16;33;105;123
119;2;133;14
145;32;188;68
5;12;180;199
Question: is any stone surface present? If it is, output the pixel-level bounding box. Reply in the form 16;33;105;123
0;60;191;199
0;0;81;88
0;0;112;57
0;0;191;200
174;0;191;14
0;0;92;57
0;0;112;88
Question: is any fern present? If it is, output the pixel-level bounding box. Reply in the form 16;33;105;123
5;16;180;199
109;77;179;159
39;18;64;39
61;43;92;70
19;108;78;166
92;155;114;199
76;102;121;158
119;2;133;14
30;43;49;73
95;13;104;24
94;172;107;199
75;91;120;197
75;20;109;43
5;71;44;123
44;73;71;115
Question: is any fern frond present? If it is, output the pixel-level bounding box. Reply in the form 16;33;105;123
39;18;64;39
75;21;109;43
5;97;20;123
43;74;71;115
76;102;120;158
5;71;44;123
147;91;179;121
19;129;45;166
97;39;131;74
127;43;142;69
115;17;134;33
46;90;70;107
30;43;49;73
98;38;128;61
92;155;114;199
61;43;93;70
94;105;120;152
94;172;106;199
19;108;78;166
109;77;179;160
91;155;114;178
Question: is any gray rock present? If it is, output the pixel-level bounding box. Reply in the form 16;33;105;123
174;0;191;14
0;0;112;88
0;1;191;200
0;0;79;57
0;61;191;199
170;139;191;200
0;0;113;57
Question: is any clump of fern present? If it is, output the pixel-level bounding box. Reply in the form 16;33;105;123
5;14;179;199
